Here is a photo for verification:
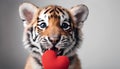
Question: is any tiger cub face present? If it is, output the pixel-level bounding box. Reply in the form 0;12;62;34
19;3;88;57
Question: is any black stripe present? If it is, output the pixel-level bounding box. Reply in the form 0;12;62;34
57;7;65;15
30;45;39;49
74;28;81;48
69;18;72;23
33;50;40;55
30;27;33;38
38;19;44;22
37;17;44;22
37;24;40;26
49;9;54;13
22;19;25;21
40;44;45;53
44;8;51;14
37;17;40;20
33;57;43;66
64;18;68;22
27;32;31;42
55;9;59;14
29;27;38;42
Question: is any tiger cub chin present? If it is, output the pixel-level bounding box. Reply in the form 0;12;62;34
19;2;88;69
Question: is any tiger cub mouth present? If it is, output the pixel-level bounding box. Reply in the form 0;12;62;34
43;47;64;56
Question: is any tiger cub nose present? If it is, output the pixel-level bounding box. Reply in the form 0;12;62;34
48;35;61;46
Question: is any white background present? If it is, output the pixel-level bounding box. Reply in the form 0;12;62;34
0;0;120;69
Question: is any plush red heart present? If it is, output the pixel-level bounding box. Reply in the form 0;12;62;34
42;50;70;69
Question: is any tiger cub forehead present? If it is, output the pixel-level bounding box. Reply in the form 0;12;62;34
38;5;71;25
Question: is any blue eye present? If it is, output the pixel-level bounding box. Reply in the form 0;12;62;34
61;23;70;30
39;22;47;28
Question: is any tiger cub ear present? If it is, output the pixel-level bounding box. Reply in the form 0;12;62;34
70;4;89;27
19;3;38;27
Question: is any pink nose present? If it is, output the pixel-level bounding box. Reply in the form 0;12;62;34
48;35;61;46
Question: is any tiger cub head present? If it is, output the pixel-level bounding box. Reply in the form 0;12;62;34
19;3;88;57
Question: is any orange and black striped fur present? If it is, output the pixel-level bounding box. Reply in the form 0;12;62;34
19;2;88;69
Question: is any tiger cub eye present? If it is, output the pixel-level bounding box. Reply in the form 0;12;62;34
61;22;70;30
39;22;47;28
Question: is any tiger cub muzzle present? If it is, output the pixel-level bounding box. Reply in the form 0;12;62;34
40;34;71;56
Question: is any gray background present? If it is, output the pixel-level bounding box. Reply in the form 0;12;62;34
0;0;120;69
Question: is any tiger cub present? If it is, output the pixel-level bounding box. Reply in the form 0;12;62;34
19;2;89;69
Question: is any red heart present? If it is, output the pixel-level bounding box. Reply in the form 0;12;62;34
42;50;69;69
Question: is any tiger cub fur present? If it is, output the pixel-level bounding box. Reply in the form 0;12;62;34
19;2;89;69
